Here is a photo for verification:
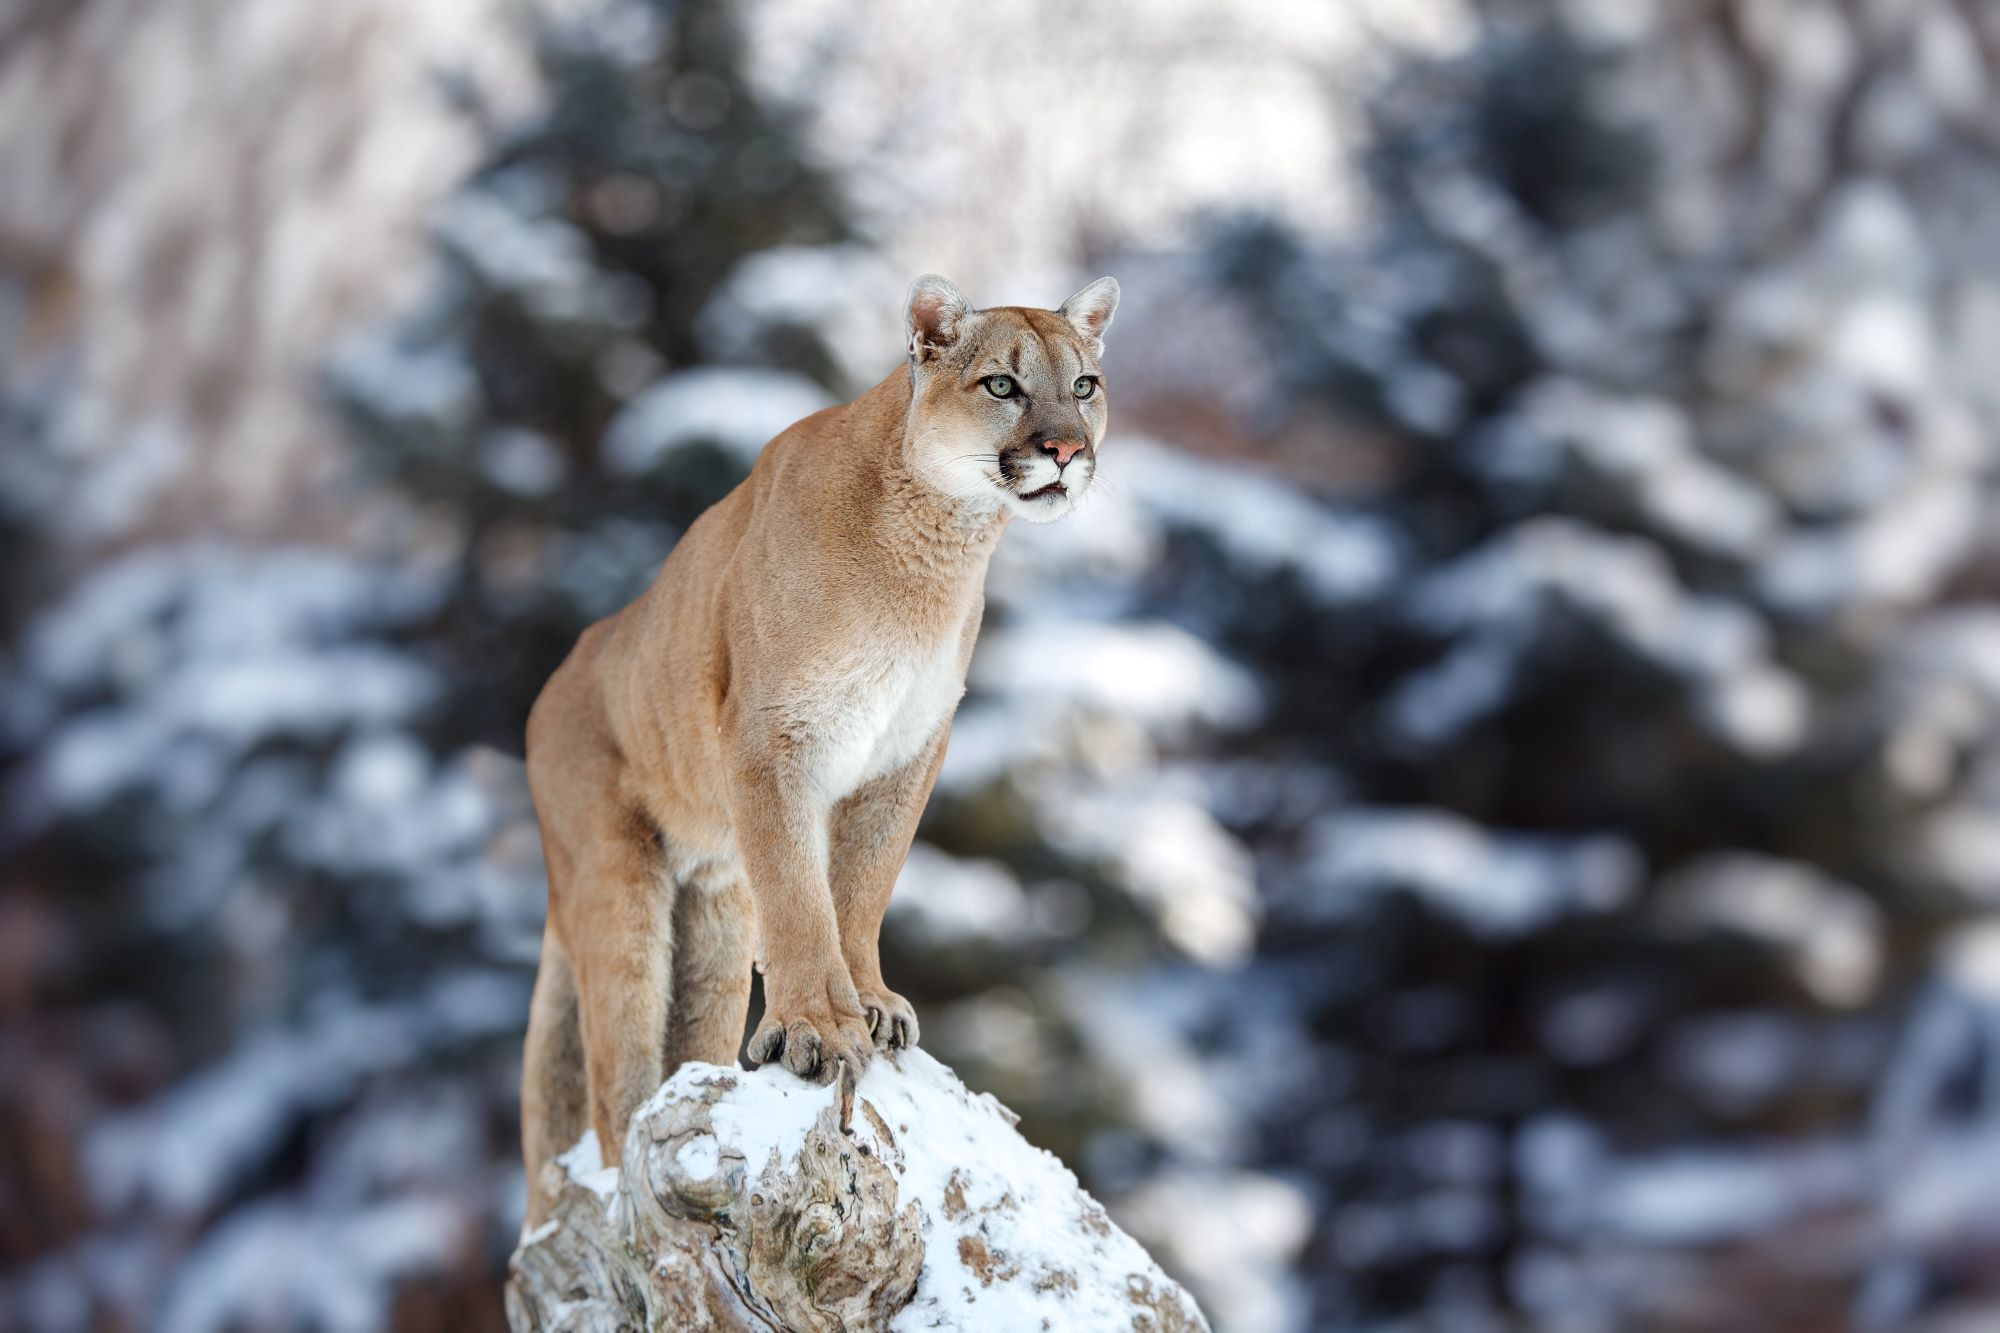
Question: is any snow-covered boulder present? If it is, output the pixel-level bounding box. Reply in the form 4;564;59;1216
506;1050;1207;1332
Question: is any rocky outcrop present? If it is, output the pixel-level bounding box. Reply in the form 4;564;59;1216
506;1049;1207;1332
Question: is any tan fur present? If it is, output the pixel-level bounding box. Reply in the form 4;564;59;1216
520;275;1119;1224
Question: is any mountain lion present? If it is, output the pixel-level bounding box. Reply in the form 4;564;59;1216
520;273;1119;1222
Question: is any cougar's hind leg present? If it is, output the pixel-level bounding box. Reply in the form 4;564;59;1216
663;862;757;1072
559;806;674;1173
524;620;675;1192
521;935;585;1228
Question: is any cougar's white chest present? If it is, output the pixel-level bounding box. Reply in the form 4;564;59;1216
803;624;967;803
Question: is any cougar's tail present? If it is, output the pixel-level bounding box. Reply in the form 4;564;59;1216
521;940;586;1229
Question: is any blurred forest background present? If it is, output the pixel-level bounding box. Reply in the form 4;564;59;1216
9;0;2000;1329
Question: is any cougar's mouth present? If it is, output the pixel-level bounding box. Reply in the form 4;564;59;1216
1020;481;1067;502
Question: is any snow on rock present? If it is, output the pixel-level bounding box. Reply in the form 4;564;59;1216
507;1050;1208;1332
554;1130;621;1211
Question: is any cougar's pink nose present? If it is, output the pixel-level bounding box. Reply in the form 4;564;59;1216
1041;439;1084;467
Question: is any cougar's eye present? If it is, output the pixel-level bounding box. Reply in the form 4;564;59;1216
1073;376;1096;399
984;375;1017;399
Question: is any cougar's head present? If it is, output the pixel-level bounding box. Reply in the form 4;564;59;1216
902;273;1119;524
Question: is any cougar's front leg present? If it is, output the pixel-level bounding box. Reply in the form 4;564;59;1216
723;724;872;1082
829;725;948;1051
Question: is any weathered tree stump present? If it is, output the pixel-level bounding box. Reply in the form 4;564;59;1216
506;1049;1208;1331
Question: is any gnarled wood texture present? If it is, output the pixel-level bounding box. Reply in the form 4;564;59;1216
506;1050;1207;1332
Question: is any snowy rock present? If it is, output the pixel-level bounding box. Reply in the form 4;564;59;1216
507;1051;1207;1332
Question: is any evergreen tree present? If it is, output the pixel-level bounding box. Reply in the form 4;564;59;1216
332;0;849;751
1199;1;2000;1325
2;2;862;1325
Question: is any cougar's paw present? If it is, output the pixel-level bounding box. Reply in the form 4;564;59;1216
858;988;919;1052
748;1000;873;1083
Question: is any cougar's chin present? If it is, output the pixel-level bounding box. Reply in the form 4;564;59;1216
1007;479;1078;523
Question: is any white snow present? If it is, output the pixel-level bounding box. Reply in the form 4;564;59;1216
1056;967;1313;1167
435;188;602;324
1582;1143;1862;1245
1761;482;1982;617
1496;380;1780;559
887;842;1035;947
674;1134;720;1181
695;244;905;392
968;619;1262;738
1041;786;1262;966
326;335;478;434
621;1050;1208;1331
157;1195;467;1333
1656;853;1884;1007
84;973;528;1221
1298;806;1640;938
1107;439;1402;606
480;426;569;497
1518;1115;1864;1247
12;544;443;822
1397;517;1809;755
1114;1167;1313;1333
555;1130;620;1208
600;366;834;474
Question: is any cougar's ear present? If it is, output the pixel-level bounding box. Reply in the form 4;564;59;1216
906;274;973;363
1058;276;1120;353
